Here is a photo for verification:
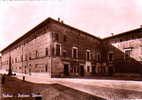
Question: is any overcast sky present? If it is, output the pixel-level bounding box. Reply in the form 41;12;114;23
0;0;142;50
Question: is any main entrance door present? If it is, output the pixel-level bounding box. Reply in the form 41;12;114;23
79;65;84;76
64;64;69;76
92;66;96;74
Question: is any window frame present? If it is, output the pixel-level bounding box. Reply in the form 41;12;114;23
72;47;78;59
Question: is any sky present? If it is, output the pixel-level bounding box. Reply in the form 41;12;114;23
0;0;142;50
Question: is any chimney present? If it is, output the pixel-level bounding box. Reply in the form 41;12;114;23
58;18;60;22
61;20;64;24
111;33;114;36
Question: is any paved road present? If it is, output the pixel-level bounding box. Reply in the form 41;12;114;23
1;70;142;99
15;73;142;99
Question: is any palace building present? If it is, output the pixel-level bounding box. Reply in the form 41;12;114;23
1;17;142;77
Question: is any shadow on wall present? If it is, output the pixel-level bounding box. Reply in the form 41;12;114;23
102;40;142;76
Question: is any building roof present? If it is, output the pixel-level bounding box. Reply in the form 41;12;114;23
0;17;101;53
103;27;142;40
1;17;141;53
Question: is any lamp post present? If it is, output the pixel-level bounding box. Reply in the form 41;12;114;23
8;55;12;75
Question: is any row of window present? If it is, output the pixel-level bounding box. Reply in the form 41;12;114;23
53;32;67;42
55;44;100;61
10;48;49;64
110;34;136;43
2;45;101;65
53;32;97;43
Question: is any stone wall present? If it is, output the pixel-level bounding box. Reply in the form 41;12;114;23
48;21;102;77
1;23;52;77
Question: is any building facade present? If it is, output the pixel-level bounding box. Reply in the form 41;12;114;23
1;17;142;77
0;18;102;77
103;28;142;76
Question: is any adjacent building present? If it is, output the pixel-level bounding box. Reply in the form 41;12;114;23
1;17;142;77
103;28;142;76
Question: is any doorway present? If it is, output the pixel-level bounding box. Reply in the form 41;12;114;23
92;66;96;74
64;64;69;76
108;66;113;76
79;65;84;76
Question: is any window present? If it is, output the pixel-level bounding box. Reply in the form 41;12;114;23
63;50;67;57
54;33;59;41
56;44;61;56
108;53;113;61
63;35;67;42
96;53;100;61
25;54;27;61
45;48;48;56
86;50;91;61
72;47;78;59
15;58;17;63
21;55;23;62
35;50;39;57
78;50;83;59
124;49;131;60
120;39;122;42
29;53;31;60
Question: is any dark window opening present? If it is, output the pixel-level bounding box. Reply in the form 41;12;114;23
120;39;122;42
29;56;31;60
63;51;67;57
45;48;48;56
63;35;67;42
108;53;113;61
64;64;69;76
55;33;59;41
15;58;17;63
87;66;90;72
36;50;39;57
125;50;131;60
73;48;78;59
86;51;90;61
56;44;61;56
29;53;31;60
